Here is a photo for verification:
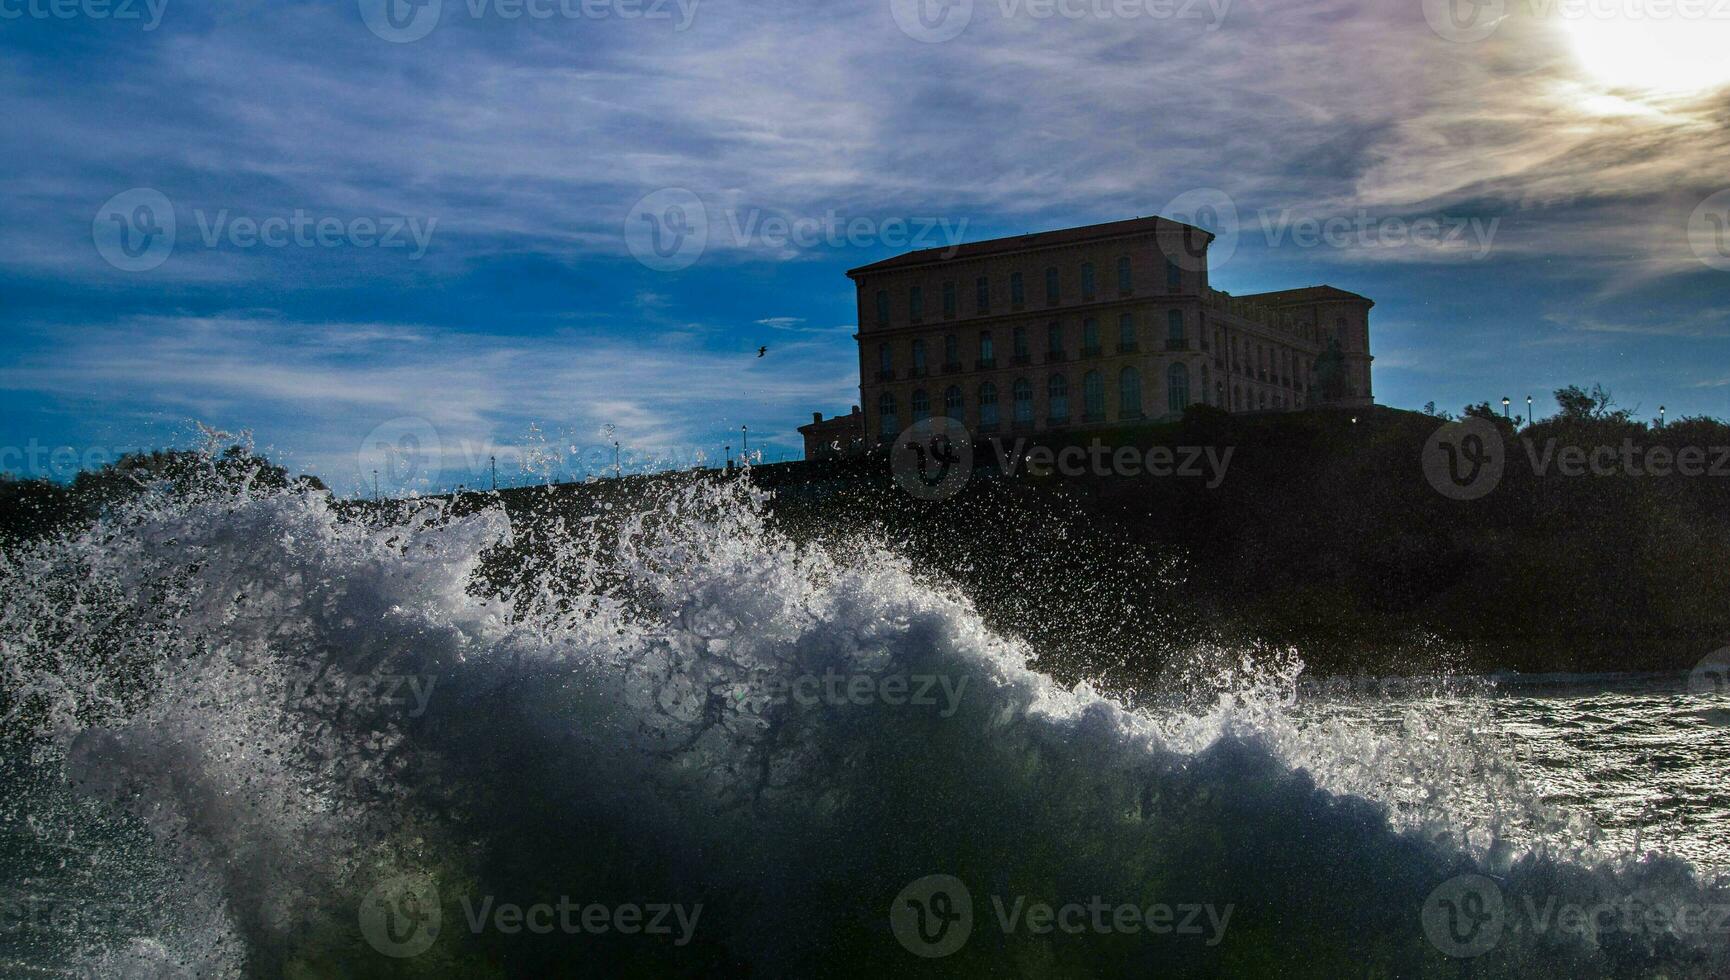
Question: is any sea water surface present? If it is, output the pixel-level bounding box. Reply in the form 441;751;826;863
1;459;1726;977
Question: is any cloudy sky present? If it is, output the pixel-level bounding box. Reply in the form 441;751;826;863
3;0;1728;493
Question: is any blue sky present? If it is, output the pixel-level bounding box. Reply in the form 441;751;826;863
2;0;1728;494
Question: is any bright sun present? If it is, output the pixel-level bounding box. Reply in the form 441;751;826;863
1561;11;1730;94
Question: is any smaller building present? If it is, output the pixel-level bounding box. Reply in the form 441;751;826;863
799;406;865;460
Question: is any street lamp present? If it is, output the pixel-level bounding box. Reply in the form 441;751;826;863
1501;396;1511;420
741;425;749;466
613;441;620;479
1526;395;1533;427
1660;405;1667;428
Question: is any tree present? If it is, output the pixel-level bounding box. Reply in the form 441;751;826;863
1553;383;1632;423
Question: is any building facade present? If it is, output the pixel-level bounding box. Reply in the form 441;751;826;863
798;406;864;459
843;216;1373;445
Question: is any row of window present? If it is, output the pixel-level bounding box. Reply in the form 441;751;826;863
878;364;1197;434
876;311;1192;377
873;256;1186;326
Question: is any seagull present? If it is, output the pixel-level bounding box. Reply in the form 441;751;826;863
757;346;768;358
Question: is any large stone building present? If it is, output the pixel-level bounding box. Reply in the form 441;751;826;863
832;215;1373;446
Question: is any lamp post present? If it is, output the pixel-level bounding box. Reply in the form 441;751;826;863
1526;395;1533;428
1660;405;1667;428
741;425;749;466
613;441;620;479
1501;396;1511;421
372;469;379;501
490;455;497;492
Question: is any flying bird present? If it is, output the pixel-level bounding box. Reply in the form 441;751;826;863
757;346;768;358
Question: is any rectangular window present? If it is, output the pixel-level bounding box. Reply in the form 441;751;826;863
875;290;889;327
976;276;990;313
1165;259;1182;290
1045;268;1060;306
1117;256;1132;294
942;281;956;319
1010;272;1025;308
909;286;924;323
1081;263;1096;300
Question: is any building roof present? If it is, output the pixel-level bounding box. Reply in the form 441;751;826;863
845;215;1213;278
1235;285;1374;307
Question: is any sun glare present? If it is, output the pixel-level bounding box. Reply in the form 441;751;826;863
1561;10;1730;94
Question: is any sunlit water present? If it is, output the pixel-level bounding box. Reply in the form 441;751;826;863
1;453;1726;976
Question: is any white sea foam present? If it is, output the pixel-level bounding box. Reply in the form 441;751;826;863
1;452;1726;976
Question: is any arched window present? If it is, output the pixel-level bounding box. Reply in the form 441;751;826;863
1167;363;1190;413
878;392;899;439
979;331;995;364
1048;374;1069;422
911;339;927;374
1013;378;1033;424
1013;324;1029;358
1120;367;1143;418
911;389;930;422
1083;370;1105;420
979;382;999;427
875;290;889;326
878;343;892;375
1116;255;1132;293
1080;262;1096;300
1047;321;1064;356
1082;317;1100;354
1010;272;1025;307
944;385;964;420
1118;312;1136;351
1167;310;1186;347
944;334;959;367
1045;267;1060;305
